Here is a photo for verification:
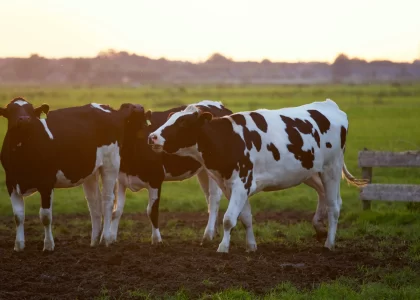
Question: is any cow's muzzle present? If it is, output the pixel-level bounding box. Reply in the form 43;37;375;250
148;134;163;152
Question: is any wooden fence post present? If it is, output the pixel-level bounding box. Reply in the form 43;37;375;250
361;147;372;210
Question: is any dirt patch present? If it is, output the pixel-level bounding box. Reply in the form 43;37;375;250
0;212;413;299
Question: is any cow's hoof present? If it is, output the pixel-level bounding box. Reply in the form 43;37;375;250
246;243;257;252
43;240;55;252
14;241;25;252
201;230;215;244
217;243;229;253
324;241;335;251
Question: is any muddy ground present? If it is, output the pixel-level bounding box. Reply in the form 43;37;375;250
0;211;413;299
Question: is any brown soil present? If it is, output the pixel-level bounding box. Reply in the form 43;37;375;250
0;211;412;299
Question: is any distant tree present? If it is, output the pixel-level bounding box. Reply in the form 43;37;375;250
205;53;232;64
261;59;272;65
332;53;351;82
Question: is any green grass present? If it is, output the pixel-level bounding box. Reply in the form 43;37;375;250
1;83;420;299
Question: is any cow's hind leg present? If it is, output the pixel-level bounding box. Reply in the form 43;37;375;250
110;179;126;243
319;157;343;250
303;174;327;241
147;186;163;244
239;199;257;252
99;151;120;247
197;170;223;243
39;188;55;251
10;187;25;251
82;172;103;246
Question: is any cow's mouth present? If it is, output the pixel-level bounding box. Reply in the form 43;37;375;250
150;144;163;153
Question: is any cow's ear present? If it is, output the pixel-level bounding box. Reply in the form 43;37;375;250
167;111;175;120
0;108;7;118
197;112;213;125
35;104;49;118
145;110;152;126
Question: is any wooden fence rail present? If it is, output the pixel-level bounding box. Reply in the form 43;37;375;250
358;149;420;210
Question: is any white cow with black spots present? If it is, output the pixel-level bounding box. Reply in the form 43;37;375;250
148;99;367;252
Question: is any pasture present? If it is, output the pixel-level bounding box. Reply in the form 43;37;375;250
1;84;420;299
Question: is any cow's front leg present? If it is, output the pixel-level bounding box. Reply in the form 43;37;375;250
39;188;55;251
10;187;25;251
197;170;223;243
147;186;162;244
217;187;248;253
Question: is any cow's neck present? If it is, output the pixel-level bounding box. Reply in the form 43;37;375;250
196;118;233;174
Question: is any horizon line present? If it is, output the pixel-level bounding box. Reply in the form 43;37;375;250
0;50;419;64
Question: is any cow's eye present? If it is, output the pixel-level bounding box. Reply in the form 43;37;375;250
179;120;187;128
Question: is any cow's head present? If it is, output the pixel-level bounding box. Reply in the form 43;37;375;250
118;103;148;137
0;98;49;132
148;105;213;154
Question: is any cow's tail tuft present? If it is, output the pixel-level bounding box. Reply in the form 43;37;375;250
342;162;369;187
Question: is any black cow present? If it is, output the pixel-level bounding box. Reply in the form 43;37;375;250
109;100;232;244
0;98;143;251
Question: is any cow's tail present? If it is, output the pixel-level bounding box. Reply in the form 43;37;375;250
341;162;369;187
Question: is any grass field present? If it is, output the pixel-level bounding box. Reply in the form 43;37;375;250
0;84;420;299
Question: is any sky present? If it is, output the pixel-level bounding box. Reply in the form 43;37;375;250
1;0;419;63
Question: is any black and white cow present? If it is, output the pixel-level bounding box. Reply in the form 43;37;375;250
148;99;367;252
0;97;143;251
110;100;233;244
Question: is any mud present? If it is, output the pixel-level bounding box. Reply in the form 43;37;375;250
0;212;413;299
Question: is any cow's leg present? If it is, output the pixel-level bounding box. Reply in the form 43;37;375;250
110;180;126;243
99;154;120;247
238;199;257;252
197;170;223;243
82;172;103;246
10;188;25;251
303;174;327;240
39;188;55;251
319;158;343;250
217;187;248;253
147;186;162;244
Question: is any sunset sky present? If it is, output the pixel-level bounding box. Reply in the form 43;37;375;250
1;0;419;62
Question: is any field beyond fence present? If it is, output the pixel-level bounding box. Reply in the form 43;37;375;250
1;84;420;299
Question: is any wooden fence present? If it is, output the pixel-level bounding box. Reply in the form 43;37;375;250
358;149;420;210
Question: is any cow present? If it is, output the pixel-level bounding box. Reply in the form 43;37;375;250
0;97;144;251
148;99;368;253
109;100;233;244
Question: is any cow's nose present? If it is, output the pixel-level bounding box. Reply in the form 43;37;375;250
17;116;30;124
148;134;157;144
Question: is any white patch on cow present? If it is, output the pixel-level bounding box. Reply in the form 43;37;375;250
55;142;120;188
40;119;54;140
91;103;111;113
196;100;223;109
14;100;28;106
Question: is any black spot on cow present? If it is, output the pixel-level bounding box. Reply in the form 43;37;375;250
250;112;268;133
340;126;347;149
313;130;320;148
280;115;315;169
231;113;262;152
231;114;246;126
196;104;231;117
308;110;331;134
267;143;280;161
326;142;332;148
